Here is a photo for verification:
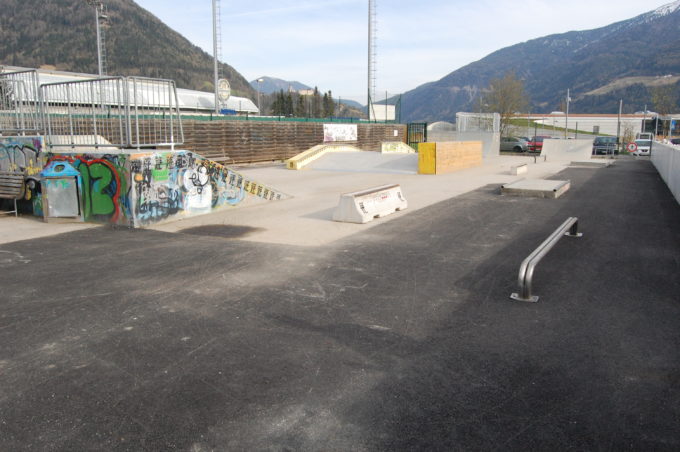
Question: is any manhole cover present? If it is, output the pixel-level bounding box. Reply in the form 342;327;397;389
179;224;265;239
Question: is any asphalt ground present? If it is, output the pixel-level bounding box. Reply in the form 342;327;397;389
1;158;679;450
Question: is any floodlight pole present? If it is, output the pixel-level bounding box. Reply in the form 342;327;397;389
86;0;105;75
212;0;220;114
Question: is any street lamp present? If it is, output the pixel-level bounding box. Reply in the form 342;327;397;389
256;78;264;116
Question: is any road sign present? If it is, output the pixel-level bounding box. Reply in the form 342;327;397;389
627;142;638;153
217;79;231;102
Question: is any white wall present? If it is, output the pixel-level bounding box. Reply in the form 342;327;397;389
541;139;593;161
651;143;680;205
534;117;643;136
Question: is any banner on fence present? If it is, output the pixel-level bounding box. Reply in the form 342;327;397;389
324;124;357;143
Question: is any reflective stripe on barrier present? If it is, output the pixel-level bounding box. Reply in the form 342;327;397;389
332;184;407;224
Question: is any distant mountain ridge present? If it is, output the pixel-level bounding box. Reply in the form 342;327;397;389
400;1;680;122
0;0;256;98
250;77;311;95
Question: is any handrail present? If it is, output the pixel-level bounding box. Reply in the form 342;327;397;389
511;217;582;302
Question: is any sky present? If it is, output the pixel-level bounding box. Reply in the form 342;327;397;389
133;0;670;103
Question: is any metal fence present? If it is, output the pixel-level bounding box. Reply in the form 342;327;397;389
456;112;500;133
0;69;43;134
40;76;184;150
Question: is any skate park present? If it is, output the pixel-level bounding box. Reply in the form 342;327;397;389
1;69;680;449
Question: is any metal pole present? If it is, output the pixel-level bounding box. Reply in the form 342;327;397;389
565;89;570;139
643;104;647;136
212;0;219;114
95;5;103;75
616;99;622;156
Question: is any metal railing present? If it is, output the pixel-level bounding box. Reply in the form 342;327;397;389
510;217;582;302
0;69;43;134
40;76;183;150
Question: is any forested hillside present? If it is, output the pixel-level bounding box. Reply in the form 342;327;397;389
0;0;255;97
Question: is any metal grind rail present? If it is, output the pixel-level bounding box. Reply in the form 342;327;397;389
511;217;582;302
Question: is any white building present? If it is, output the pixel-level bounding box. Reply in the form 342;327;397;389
1;66;259;116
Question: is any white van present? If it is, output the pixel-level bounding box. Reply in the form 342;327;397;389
632;139;652;156
636;132;653;140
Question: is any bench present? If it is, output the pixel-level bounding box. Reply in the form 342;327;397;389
0;171;26;217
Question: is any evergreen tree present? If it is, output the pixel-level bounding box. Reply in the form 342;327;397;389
294;94;306;117
285;92;294;116
323;90;336;118
312;87;322;118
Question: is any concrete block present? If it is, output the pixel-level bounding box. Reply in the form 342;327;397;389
501;179;571;199
332;184;407;223
511;163;528;175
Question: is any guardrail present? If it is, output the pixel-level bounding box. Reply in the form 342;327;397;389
511;217;582;302
0;69;43;134
40;76;183;150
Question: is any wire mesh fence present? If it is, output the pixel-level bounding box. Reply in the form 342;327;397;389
0;69;43;134
40;76;183;150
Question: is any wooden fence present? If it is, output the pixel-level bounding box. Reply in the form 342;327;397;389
180;121;407;163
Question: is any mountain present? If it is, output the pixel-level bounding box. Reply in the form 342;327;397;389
0;0;255;98
400;1;680;122
339;99;365;110
250;76;310;95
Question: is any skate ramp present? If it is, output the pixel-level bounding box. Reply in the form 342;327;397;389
541;139;593;162
306;151;418;175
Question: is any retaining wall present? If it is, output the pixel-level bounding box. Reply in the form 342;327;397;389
651;144;680;204
42;150;287;227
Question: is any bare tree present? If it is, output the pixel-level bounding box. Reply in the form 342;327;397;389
483;72;529;137
651;84;678;137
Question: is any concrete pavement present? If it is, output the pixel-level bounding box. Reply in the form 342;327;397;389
0;157;679;450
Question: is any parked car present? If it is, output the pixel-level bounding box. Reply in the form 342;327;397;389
592;136;619;155
500;136;529;152
527;135;552;153
670;138;680;145
632;139;651;156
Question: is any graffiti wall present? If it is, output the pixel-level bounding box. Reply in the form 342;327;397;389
45;150;287;227
0;136;45;175
0;136;46;213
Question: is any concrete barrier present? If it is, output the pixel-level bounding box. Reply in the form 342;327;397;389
286;144;362;170
418;141;483;175
651;143;680;205
332;184;407;224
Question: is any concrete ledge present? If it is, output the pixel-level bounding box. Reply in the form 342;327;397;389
501;179;571;199
510;163;528;175
570;160;615;168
